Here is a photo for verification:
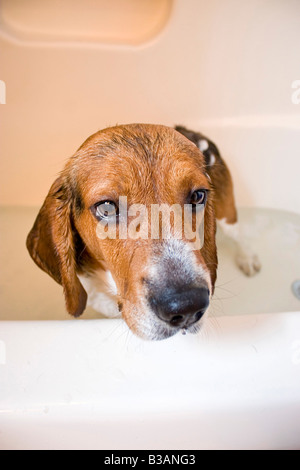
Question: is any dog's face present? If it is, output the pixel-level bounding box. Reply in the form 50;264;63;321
27;124;217;340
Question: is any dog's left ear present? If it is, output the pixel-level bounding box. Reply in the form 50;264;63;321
26;175;87;317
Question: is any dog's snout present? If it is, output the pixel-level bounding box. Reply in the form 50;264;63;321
148;287;210;328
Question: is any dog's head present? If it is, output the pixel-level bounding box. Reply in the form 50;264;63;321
27;124;217;340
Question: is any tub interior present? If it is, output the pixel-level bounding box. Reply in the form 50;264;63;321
1;205;299;322
0;0;173;46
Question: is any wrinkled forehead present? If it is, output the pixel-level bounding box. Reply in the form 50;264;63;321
71;126;207;205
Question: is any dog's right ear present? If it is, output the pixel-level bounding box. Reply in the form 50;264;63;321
26;175;87;317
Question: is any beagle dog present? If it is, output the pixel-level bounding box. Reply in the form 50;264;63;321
26;124;260;340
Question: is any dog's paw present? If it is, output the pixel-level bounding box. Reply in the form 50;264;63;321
236;248;261;276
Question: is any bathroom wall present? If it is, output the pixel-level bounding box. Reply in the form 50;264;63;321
0;0;299;210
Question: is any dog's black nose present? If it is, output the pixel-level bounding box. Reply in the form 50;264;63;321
148;287;210;328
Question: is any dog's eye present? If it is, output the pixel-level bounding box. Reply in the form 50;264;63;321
94;201;118;220
190;190;207;205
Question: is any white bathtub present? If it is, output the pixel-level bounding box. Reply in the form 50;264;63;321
0;312;299;450
1;0;300;451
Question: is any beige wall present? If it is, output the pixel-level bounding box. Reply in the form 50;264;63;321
0;0;299;208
